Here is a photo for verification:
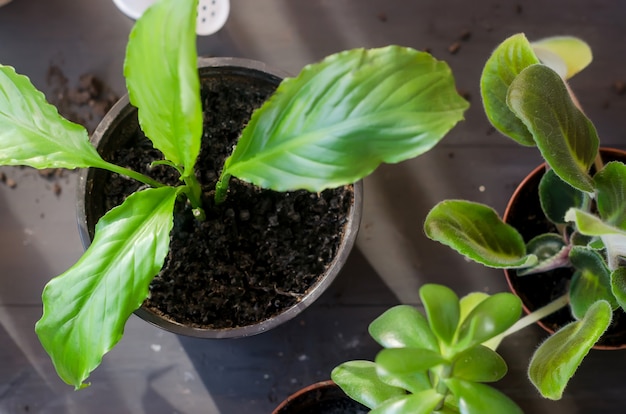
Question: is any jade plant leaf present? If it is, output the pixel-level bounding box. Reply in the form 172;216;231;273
611;268;626;312
459;293;501;350
124;0;202;177
569;246;617;319
369;390;443;414
539;168;587;224
375;348;446;376
451;345;508;383
369;305;439;351
219;46;468;192
376;369;432;396
507;64;598;193
445;379;523;414
35;187;179;389
594;161;626;229
517;234;569;276
0;65;109;169
424;200;537;268
480;33;539;146
331;360;406;409
528;300;612;400
531;36;592;80
420;284;460;345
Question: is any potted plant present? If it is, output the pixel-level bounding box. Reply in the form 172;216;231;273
424;33;625;400
0;0;468;389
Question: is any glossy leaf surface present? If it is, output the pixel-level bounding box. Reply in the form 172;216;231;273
507;64;598;193
369;305;438;351
221;46;468;192
331;361;406;409
424;200;536;268
370;390;443;414
451;345;507;383
0;65;107;169
594;161;626;229
35;187;178;389
420;284;459;345
531;36;593;79
376;348;446;376
529;300;612;400
445;379;523;414
125;0;202;177
539;168;587;224
480;33;539;146
569;246;616;319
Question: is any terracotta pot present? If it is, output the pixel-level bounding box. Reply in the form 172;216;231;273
272;380;368;414
503;147;626;349
76;57;362;339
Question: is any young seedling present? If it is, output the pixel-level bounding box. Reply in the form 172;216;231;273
0;0;468;388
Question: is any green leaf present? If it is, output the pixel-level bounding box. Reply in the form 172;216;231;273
517;233;569;276
424;200;537;268
420;284;460;345
452;345;507;383
611;268;626;312
456;293;522;348
369;305;438;351
35;187;178;389
124;0;202;177
594;162;626;229
507;64;598;193
221;46;468;192
331;361;406;410
370;390;443;414
531;36;592;80
528;300;612;400
539;168;587;224
0;65;107;169
569;246;616;319
459;293;500;350
375;348;447;376
445;379;523;414
480;33;540;146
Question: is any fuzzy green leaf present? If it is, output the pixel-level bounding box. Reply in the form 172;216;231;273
35;187;178;389
507;64;598;193
331;361;406;410
529;300;612;400
0;65;107;169
569;246;616;319
420;284;460;345
611;268;626;312
531;36;592;80
445;379;523;414
517;234;569;276
539;169;587;224
369;305;438;351
480;33;540;146
376;348;446;376
452;345;508;383
370;390;443;414
221;46;468;192
424;200;537;268
594;161;626;230
124;0;202;177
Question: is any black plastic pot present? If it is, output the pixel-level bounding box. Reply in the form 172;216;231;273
76;57;362;339
272;381;368;414
503;147;626;349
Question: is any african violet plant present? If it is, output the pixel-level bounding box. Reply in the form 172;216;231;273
0;0;468;389
424;33;623;400
332;283;570;413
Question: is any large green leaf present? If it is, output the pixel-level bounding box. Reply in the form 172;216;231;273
369;305;438;351
220;46;468;192
594;161;626;229
0;65;107;169
480;33;539;146
124;0;202;177
35;187;178;389
528;300;612;400
569;246;616;319
445;379;523;414
331;360;406;410
370;390;443;414
531;36;592;80
420;284;460;345
424;200;536;268
375;348;446;376
539;168;587;224
507;64;598;193
451;345;507;383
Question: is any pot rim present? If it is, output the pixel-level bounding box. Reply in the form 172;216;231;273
272;380;339;414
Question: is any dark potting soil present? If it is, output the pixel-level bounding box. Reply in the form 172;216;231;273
277;384;368;414
505;156;626;347
98;70;353;329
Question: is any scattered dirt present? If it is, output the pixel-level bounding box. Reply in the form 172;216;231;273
612;80;626;95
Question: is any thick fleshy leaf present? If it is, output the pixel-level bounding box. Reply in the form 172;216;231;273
331;361;406;409
459;293;502;350
424;200;536;268
0;65;108;169
376;369;432;395
507;64;598;193
452;345;507;383
370;390;443;414
480;33;539;146
220;46;468;192
529;300;612;400
569;246;616;319
445;379;523;414
369;305;439;351
35;187;178;389
594;161;626;229
517;233;569;276
375;348;446;376
531;36;592;80
124;0;202;176
539;168;587;224
420;284;459;345
611;268;626;312
456;293;522;348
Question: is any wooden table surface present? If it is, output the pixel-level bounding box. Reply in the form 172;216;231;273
1;1;626;413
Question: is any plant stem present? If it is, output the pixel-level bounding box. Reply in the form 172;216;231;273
100;161;163;188
214;170;231;205
502;293;569;337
